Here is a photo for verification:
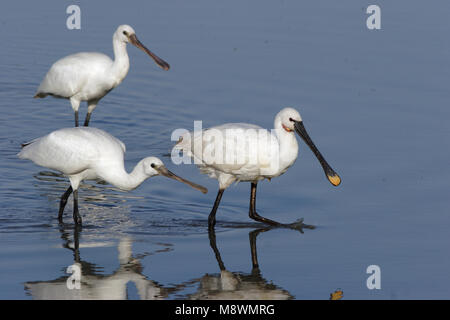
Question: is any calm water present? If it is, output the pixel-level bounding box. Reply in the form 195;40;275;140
1;0;449;299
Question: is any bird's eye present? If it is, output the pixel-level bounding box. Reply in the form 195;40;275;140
123;31;128;36
151;163;156;168
289;117;294;122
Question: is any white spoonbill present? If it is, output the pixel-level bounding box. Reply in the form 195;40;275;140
34;25;170;127
18;127;207;225
173;107;341;229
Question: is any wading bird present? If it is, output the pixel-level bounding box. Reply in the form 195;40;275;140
18;127;207;225
173;107;341;229
34;25;170;127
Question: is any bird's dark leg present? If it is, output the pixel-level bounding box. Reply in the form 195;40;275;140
83;112;92;127
70;98;81;127
208;189;225;229
249;183;315;232
84;100;98;127
248;182;283;227
72;189;82;225
58;186;73;222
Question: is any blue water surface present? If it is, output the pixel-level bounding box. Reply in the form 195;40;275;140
0;0;449;299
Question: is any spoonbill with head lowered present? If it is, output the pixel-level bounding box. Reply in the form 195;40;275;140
173;107;341;230
34;25;170;127
18;127;207;225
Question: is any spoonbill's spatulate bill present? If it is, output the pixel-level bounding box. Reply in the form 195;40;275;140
18;127;207;225
174;107;341;229
34;25;170;127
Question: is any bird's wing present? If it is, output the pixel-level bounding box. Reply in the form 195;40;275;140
177;123;275;177
36;52;113;97
18;128;113;175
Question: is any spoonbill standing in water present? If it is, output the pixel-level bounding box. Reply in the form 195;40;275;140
34;25;170;127
173;107;341;229
18;127;207;225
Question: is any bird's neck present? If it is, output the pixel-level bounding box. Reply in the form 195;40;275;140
274;122;299;172
111;36;130;82
100;159;148;191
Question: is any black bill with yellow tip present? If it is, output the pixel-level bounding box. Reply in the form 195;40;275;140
293;121;341;186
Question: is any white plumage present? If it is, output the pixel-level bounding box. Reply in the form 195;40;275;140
19;127;207;225
19;128;126;189
176;121;297;189
174;107;341;229
34;25;170;127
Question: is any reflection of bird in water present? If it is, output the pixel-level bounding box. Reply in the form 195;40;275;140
188;227;310;300
24;224;324;299
24;226;175;300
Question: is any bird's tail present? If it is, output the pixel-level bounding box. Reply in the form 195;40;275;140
33;92;46;98
20;138;38;150
18;140;35;159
